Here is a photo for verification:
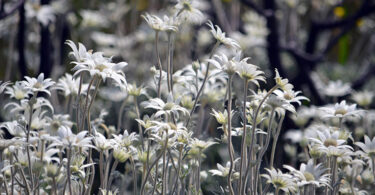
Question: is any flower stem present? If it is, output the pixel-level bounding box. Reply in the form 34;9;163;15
166;33;172;93
270;113;285;168
239;79;249;195
155;31;163;98
186;41;220;127
227;75;235;195
162;131;169;195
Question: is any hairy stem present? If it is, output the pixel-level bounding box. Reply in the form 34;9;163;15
186;41;220;127
239;79;249;194
226;75;235;195
270;114;285;168
155;31;162;98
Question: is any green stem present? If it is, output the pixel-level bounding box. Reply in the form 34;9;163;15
227;75;235;195
239;79;249;195
155;31;162;98
162;131;169;195
270;114;286;168
186;41;220;127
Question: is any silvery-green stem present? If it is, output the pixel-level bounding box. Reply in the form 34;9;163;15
226;75;235;195
270;113;285;168
196;151;202;194
171;146;183;195
67;146;72;195
107;159;118;190
130;157;137;195
99;151;104;189
252;108;276;194
3;176;9;195
186;41;220;127
140;142;167;195
166;33;172;93
239;79;249;194
76;73;83;129
26;99;34;191
79;75;96;132
162;131;169;195
155;31;162;98
331;156;337;195
13;153;30;195
134;96;144;149
52;176;57;195
117;95;129;130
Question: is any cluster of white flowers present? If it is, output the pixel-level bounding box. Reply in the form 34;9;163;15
0;0;375;195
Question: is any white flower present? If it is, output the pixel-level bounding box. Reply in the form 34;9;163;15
44;114;73;136
175;0;205;24
0;81;11;94
142;13;178;32
274;69;293;91
5;81;31;100
65;40;91;63
22;73;55;96
320;100;363;119
94;132;112;151
56;73;90;97
309;128;353;157
352;90;374;107
207;21;241;49
142;94;189;119
273;89;309;105
72;52;128;86
266;95;296;114
323;80;352;97
356;135;375;158
52;127;93;149
235;60;265;85
284;159;330;187
26;4;55;26
207;53;241;75
111;130;138;148
0;121;26;137
261;168;297;194
209;161;239;179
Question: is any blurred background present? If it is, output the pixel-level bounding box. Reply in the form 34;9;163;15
1;0;375;192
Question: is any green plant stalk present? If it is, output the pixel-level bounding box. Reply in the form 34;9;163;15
171;146;183;194
76;73;84;129
107;159;118;190
196;150;202;193
252;108;276;194
155;31;162;99
3;175;9;195
67;146;72;195
52;176;58;195
13;154;30;195
151;160;159;195
166;32;172;93
79;75;96;132
186;41;220;127
26;100;34;191
330;156;338;195
99;151;104;189
270;113;285;168
239;79;249;194
134;96;144;149
244;85;278;194
10;155;14;195
117;95;129;130
226;75;235;195
140;143;167;195
130;157;137;195
162;130;169;195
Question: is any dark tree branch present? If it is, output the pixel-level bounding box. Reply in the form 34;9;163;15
0;0;25;20
263;0;285;78
39;0;53;77
17;1;26;78
241;0;272;17
351;63;375;90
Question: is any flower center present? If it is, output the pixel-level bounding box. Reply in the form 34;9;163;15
163;103;174;110
334;108;347;116
303;172;315;181
324;138;338;147
95;64;107;72
33;82;43;89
